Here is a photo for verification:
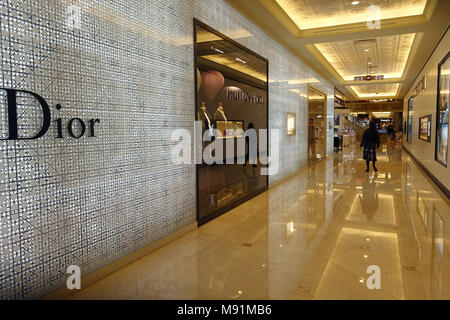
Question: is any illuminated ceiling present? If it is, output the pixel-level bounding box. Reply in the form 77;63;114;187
314;33;416;81
313;32;415;98
275;0;427;30
225;0;449;100
350;83;400;98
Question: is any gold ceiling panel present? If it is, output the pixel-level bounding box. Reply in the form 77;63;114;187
226;0;448;100
314;33;416;81
275;0;427;30
349;83;400;97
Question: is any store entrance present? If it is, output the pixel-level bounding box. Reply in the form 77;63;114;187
307;86;326;165
194;20;269;225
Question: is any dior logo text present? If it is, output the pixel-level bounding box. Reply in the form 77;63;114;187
1;88;100;140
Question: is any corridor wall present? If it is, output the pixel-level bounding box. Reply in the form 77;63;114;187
403;28;450;195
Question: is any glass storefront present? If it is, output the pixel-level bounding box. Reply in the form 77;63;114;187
194;20;268;224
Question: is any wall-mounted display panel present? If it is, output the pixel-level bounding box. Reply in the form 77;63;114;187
287;112;296;136
419;115;432;142
194;20;268;225
435;52;450;167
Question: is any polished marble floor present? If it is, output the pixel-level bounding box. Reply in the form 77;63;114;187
68;141;450;299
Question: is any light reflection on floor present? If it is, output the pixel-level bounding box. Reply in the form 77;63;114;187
67;142;450;300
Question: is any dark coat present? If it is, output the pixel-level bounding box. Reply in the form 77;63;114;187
360;128;380;149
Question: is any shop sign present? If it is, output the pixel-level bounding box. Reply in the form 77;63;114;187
0;88;100;140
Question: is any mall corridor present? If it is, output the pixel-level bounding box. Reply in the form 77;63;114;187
65;142;450;300
2;0;450;305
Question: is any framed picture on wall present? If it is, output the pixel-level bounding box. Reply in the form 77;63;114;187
435;51;450;166
287;112;296;136
419;115;432;142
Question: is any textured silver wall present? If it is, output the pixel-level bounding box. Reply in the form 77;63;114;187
0;0;333;299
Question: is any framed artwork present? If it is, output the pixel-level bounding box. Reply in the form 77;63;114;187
435;51;450;166
286;112;296;136
418;115;432;142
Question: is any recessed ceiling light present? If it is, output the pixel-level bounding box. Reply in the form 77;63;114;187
352;1;359;5
364;49;369;52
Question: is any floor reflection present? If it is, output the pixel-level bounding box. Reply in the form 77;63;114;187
68;142;450;300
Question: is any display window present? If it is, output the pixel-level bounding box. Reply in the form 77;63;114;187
194;20;269;224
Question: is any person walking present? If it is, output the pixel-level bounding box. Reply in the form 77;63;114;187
387;122;395;140
360;119;380;172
